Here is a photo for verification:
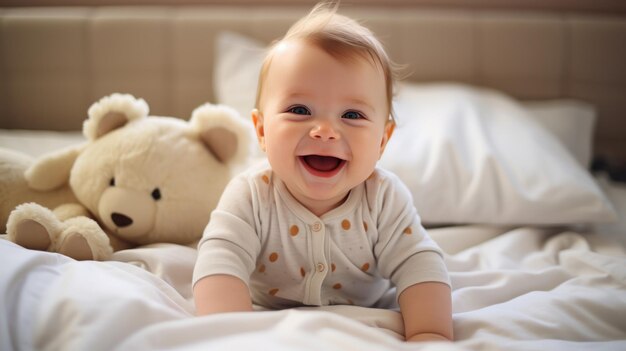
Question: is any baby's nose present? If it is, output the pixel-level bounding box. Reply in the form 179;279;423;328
310;121;340;141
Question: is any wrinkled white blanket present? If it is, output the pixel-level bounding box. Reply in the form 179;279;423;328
1;225;625;351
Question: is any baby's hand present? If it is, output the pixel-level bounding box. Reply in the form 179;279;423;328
406;332;451;342
399;282;453;343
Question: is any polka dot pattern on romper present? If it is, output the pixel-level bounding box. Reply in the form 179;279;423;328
258;264;266;273
269;252;278;262
333;283;342;289
342;219;351;230
269;288;279;296
262;175;270;184
290;225;299;236
404;226;412;235
363;221;368;231
361;263;370;272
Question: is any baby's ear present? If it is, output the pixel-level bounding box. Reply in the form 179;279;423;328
190;103;252;164
379;120;395;157
83;93;149;141
251;109;266;152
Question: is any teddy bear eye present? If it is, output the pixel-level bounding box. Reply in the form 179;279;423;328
151;188;162;201
109;177;115;186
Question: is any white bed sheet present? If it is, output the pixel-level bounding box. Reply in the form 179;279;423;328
0;130;85;158
2;128;626;350
2;224;625;351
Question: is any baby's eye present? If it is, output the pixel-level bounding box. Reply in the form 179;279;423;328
342;111;364;120
288;105;311;115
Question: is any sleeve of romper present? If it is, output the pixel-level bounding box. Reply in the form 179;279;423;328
373;171;450;299
192;173;262;289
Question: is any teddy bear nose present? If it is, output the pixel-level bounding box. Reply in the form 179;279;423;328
111;213;133;227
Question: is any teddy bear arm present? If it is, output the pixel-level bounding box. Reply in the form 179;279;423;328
25;144;84;191
53;203;91;221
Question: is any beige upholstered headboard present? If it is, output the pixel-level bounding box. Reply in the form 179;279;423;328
1;4;625;162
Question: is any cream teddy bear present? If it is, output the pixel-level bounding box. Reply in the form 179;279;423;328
4;93;250;260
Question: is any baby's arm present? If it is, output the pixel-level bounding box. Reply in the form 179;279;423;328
399;281;453;342
194;274;253;316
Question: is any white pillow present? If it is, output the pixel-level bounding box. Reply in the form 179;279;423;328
380;83;615;225
214;31;265;121
522;100;596;168
213;31;616;225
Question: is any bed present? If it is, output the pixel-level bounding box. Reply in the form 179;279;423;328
1;2;626;350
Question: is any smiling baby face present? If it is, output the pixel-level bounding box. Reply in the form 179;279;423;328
252;39;394;216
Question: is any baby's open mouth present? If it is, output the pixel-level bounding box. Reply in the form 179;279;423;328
299;155;346;177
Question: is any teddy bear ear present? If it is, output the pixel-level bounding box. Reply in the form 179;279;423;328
190;103;251;165
83;93;149;141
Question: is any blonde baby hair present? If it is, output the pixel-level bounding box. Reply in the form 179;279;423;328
254;1;399;121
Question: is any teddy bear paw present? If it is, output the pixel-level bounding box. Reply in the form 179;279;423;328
12;219;51;251
6;202;64;251
58;233;93;261
58;217;113;260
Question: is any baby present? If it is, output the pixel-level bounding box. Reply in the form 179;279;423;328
193;2;452;342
